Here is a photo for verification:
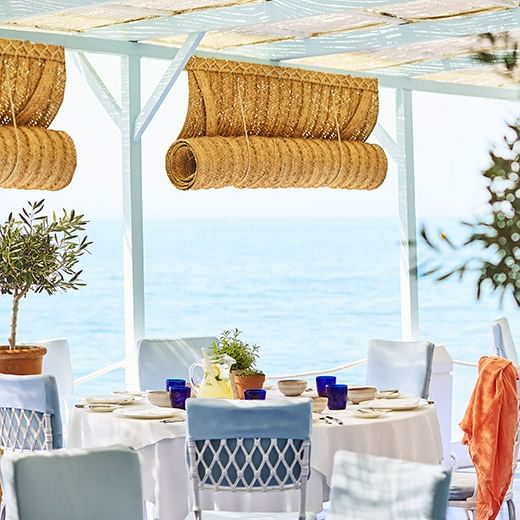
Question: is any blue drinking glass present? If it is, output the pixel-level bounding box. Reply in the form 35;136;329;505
165;378;186;392
326;384;348;410
316;376;337;397
244;388;267;400
169;386;191;409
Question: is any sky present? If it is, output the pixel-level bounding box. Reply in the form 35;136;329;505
0;52;517;221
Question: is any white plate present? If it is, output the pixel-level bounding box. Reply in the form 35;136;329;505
113;390;146;398
85;395;137;405
352;409;388;419
358;398;427;411
85;404;120;413
113;407;184;420
375;390;401;399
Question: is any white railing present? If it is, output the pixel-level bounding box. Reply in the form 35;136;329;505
453;359;478;368
264;358;367;380
73;355;480;390
74;360;125;387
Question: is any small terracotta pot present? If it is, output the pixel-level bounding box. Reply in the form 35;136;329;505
233;373;266;400
0;345;47;375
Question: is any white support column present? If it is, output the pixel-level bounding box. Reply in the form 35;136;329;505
121;54;145;389
395;88;420;340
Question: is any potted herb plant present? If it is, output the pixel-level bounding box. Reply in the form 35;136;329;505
210;329;265;399
0;200;91;374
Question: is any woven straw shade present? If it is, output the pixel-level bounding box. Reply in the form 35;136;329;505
0;39;65;127
167;137;387;190
166;57;387;190
0;126;76;190
0;39;76;190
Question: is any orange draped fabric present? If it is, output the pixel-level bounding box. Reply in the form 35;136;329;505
460;356;518;520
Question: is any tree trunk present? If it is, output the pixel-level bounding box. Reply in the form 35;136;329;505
8;293;21;350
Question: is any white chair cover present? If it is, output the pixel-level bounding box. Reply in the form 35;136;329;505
492;317;518;366
39;338;74;402
138;337;217;391
366;339;435;399
329;450;451;520
0;446;143;520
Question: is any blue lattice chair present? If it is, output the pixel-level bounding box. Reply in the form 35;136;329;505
185;398;314;520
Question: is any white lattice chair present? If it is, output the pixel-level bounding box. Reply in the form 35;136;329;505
0;374;62;520
0;374;62;452
137;337;217;391
448;421;518;519
185;399;315;520
449;360;519;520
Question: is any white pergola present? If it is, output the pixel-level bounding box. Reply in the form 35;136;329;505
1;0;518;387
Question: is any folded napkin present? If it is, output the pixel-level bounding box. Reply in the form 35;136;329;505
460;356;518;520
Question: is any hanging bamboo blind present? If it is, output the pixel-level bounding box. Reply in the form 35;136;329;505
0;39;76;190
166;57;387;190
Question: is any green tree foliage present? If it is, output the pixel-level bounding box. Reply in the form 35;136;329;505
0;200;91;348
422;33;520;306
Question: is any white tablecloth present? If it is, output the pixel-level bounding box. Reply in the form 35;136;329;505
68;403;443;520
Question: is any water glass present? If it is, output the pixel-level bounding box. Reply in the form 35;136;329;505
326;384;348;410
165;378;186;392
244;389;267;400
316;376;337;397
169;386;191;409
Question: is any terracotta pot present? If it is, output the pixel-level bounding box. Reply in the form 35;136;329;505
233;373;266;400
0;345;47;375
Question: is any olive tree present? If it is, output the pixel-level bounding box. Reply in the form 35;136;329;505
0;200;91;348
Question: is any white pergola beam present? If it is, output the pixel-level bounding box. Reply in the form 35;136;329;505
121;53;145;389
74;52;122;129
396;88;419;340
228;8;520;60
0;27;181;58
133;32;204;142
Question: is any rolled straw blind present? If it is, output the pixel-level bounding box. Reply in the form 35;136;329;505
166;57;387;190
0;39;76;190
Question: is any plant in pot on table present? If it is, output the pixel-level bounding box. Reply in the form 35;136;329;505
0;200;91;375
210;329;265;399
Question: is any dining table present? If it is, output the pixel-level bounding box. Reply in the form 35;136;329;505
68;394;443;520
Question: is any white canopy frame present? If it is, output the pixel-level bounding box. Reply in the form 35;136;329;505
0;0;518;388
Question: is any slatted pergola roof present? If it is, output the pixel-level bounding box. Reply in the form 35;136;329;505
1;0;519;100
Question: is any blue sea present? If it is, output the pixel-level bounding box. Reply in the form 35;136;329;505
0;218;517;436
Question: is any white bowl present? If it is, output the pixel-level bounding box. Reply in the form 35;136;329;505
348;386;377;404
277;379;307;397
311;396;328;414
147;390;172;408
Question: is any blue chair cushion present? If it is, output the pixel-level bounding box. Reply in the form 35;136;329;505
186;399;312;441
